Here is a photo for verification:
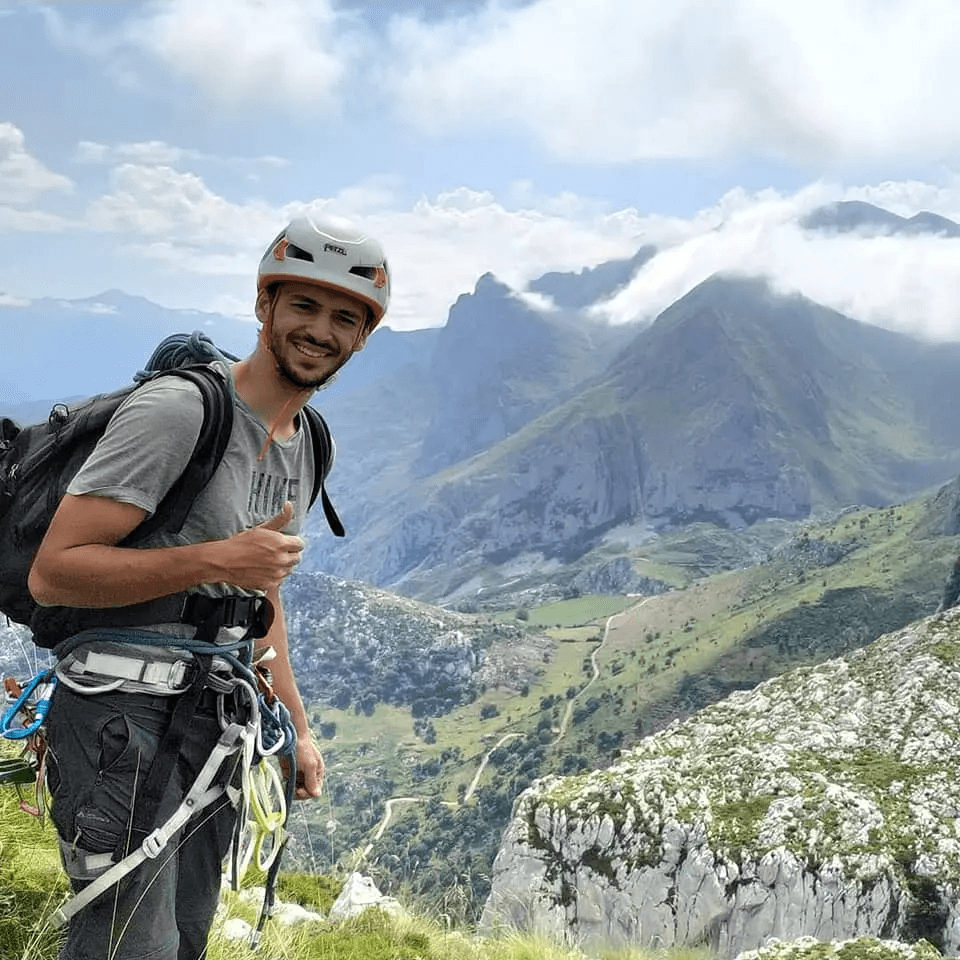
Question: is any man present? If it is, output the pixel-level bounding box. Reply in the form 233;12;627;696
28;214;390;960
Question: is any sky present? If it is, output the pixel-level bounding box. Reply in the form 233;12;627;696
2;0;960;338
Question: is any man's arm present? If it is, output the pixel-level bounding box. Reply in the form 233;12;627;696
261;586;325;800
29;494;304;608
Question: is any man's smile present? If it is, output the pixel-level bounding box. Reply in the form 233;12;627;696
292;339;330;360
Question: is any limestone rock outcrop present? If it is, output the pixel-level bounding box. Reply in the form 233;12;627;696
732;936;941;960
481;610;960;957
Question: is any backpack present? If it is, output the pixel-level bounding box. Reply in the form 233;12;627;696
0;333;343;646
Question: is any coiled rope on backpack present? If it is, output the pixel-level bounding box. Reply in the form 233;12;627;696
135;331;241;379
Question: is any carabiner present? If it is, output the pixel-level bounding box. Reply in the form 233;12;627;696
1;671;57;740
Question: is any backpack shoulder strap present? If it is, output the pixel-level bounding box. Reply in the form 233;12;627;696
122;364;233;544
300;404;345;538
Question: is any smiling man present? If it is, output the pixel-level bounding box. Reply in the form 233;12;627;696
28;215;390;960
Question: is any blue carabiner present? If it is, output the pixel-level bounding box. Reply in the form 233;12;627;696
1;671;57;740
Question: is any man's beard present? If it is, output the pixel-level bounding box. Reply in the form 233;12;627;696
271;334;344;391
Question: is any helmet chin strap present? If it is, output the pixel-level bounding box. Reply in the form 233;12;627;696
257;288;312;463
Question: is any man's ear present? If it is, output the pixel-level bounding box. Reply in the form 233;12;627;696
254;288;272;324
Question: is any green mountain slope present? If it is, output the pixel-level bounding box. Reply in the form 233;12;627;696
290;476;960;920
310;276;960;593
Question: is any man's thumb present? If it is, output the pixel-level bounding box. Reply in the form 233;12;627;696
260;501;294;532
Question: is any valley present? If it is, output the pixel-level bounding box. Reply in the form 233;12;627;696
272;478;960;922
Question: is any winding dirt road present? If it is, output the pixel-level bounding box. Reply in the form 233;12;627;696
361;597;648;859
555;598;646;742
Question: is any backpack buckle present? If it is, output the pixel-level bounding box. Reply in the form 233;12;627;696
180;594;272;637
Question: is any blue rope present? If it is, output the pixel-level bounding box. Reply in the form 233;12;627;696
55;629;296;758
134;331;240;382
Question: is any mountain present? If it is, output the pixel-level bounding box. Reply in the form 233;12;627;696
5;247;960;606
481;608;960;956
0;290;255;406
308;275;960;596
801;200;960;237
527;247;657;309
414;273;636;475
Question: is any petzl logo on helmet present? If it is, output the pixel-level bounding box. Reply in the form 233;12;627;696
272;239;289;261
372;266;387;289
323;243;347;256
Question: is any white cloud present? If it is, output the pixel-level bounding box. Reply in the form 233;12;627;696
0;122;73;206
64;146;960;340
388;0;960;167
74;139;290;171
0;206;69;231
333;188;645;328
53;299;119;315
0;292;32;308
76;140;186;166
86;163;279;246
597;184;960;342
127;0;351;111
78;161;647;326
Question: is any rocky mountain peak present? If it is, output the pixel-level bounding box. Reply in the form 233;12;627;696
481;609;960;957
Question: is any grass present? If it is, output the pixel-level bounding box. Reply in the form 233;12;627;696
0;770;699;960
522;596;634;628
0;750;69;960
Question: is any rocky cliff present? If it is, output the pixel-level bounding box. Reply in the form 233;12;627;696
481;608;960;957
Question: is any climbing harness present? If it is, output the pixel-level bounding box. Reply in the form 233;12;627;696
1;606;300;951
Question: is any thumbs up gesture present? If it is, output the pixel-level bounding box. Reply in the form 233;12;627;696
211;501;304;591
260;501;294;533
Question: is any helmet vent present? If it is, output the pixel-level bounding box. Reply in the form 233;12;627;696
349;265;378;280
286;242;315;263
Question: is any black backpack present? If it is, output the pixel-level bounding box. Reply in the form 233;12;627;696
0;333;343;646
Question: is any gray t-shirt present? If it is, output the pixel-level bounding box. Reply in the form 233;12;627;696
64;361;317;641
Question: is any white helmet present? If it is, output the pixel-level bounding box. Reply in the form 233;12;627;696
257;215;390;329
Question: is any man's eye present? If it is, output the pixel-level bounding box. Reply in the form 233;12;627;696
335;312;358;326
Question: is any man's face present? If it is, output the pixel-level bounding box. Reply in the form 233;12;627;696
261;281;369;390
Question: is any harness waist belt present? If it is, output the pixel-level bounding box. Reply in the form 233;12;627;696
77;651;192;690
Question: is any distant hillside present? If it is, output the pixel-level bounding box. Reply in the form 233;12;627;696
0;291;253;404
288;476;960;919
6;225;960;605
311;275;960;595
528;246;657;309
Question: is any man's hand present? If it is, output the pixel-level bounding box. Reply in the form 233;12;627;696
282;736;325;800
210;502;304;591
29;496;305;608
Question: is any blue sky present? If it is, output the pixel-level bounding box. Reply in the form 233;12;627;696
2;0;960;336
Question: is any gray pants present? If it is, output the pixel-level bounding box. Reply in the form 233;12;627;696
46;685;238;960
